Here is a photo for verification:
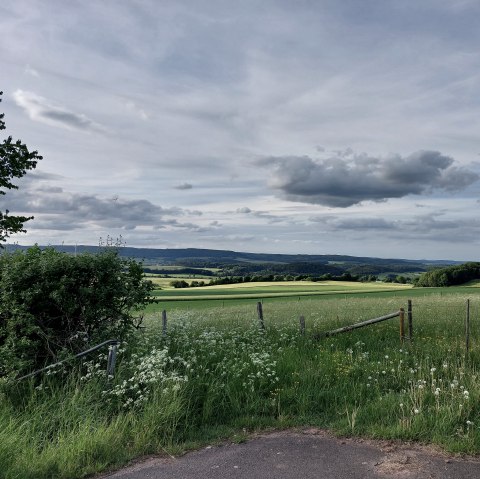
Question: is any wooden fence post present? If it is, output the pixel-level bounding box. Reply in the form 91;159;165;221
399;308;405;342
299;315;305;335
407;300;413;340
465;299;470;354
257;301;265;330
162;310;167;337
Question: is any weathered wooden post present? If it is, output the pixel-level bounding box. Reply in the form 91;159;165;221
407;300;413;340
106;343;118;378
399;308;405;342
465;299;470;354
162;310;167;337
299;315;305;336
257;301;265;330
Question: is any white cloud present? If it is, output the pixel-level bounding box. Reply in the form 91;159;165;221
24;64;39;77
125;100;149;120
13;90;104;133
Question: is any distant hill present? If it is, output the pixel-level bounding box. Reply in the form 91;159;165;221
3;244;461;277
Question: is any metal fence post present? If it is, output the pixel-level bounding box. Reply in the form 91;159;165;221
107;344;118;378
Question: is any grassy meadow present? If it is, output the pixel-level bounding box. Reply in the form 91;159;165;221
147;279;478;310
2;284;480;478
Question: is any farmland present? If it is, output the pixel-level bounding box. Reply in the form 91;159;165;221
150;280;411;299
146;279;480;310
3;284;480;478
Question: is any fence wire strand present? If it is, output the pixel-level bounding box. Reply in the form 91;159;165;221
145;294;480;353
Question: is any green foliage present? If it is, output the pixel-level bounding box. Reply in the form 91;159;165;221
170;279;189;288
0;91;42;244
0;246;153;377
417;262;480;287
2;293;480;477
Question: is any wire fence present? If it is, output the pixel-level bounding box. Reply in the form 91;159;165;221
147;294;480;351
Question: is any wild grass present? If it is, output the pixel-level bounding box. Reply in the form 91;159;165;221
2;291;480;478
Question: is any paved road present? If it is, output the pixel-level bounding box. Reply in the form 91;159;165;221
102;429;480;479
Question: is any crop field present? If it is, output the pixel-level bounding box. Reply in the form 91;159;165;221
3;287;480;478
150;280;411;300
146;276;211;289
146;280;480;311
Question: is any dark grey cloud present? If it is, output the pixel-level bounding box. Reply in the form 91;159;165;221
403;213;469;235
25;171;66;181
1;182;199;232
36;186;64;193
328;217;395;230
252;211;288;224
259;150;479;207
309;214;396;230
309;212;480;243
174;182;193;190
41;110;96;131
233;206;288;224
13;90;103;133
236;206;252;213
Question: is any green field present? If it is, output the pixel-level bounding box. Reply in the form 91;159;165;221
150;280;411;299
146;280;480;311
4;285;480;478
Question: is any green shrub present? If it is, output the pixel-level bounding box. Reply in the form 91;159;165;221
0;246;153;378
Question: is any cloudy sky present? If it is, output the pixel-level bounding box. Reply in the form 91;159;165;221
1;0;480;260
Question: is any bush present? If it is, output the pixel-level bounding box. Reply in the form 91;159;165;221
170;280;189;288
0;246;153;378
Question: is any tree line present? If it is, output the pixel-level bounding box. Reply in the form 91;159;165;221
170;273;384;288
416;262;480;287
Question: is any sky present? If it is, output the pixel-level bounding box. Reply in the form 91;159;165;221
1;0;480;260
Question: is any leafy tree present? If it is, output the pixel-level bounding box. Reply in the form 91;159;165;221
416;262;480;287
0;246;153;378
170;279;189;288
0;91;42;245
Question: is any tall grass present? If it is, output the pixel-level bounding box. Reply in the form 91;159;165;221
0;371;185;478
1;293;480;478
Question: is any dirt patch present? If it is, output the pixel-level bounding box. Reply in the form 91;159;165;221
374;450;425;478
